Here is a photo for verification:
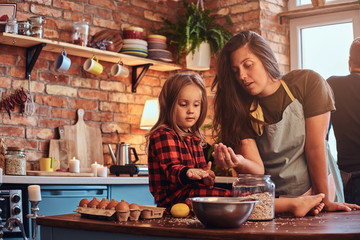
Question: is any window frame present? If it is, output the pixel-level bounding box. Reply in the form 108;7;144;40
289;9;360;70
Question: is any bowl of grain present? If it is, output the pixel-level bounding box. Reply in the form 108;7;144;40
187;197;258;228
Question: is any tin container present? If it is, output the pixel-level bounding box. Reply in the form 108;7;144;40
232;174;275;221
5;147;26;176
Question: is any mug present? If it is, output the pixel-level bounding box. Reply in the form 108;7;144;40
111;63;129;77
54;50;71;72
83;56;103;75
39;157;60;172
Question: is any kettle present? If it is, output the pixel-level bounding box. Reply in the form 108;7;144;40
115;142;139;165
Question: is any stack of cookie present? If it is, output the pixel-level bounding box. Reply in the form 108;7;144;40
147;35;172;62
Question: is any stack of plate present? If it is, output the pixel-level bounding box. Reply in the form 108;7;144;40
120;39;148;58
147;34;173;62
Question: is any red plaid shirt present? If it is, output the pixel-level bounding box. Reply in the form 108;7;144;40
148;125;231;211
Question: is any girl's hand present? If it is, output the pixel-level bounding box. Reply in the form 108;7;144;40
212;143;245;170
186;168;209;180
324;200;360;212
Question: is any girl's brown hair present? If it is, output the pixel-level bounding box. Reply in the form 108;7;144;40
211;30;282;148
146;72;208;146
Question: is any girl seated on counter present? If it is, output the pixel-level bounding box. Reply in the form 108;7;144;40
146;72;326;217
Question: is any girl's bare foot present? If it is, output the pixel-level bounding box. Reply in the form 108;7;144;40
291;193;325;217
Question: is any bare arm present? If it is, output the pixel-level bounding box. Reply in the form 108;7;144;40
212;139;264;174
305;112;358;211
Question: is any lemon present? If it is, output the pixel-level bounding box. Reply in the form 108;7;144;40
170;203;190;218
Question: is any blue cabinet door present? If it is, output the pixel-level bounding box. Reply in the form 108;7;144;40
109;185;155;205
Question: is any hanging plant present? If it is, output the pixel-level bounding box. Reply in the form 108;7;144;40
158;0;233;63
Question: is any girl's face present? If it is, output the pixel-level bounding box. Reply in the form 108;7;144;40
230;45;279;98
174;83;202;131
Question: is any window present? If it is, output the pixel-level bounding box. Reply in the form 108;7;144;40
288;0;355;10
289;9;360;159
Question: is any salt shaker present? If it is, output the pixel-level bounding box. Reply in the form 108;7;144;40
233;174;275;220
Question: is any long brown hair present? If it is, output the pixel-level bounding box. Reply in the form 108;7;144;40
212;30;282;148
146;72;208;146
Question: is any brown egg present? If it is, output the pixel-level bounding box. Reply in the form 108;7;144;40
106;199;119;210
87;197;100;208
116;201;130;212
129;203;140;210
97;198;110;209
120;199;130;207
79;198;90;207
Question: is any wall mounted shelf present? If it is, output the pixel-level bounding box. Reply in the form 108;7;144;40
0;33;182;92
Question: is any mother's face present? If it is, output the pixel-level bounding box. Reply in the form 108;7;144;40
230;46;275;98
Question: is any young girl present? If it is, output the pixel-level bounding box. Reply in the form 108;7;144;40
146;73;231;212
146;72;328;217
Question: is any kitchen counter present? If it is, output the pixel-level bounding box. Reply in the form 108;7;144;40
3;175;149;185
37;211;360;240
3;175;235;185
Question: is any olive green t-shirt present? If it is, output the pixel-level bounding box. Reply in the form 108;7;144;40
241;69;335;139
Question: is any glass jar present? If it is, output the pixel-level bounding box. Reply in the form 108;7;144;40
73;19;89;46
5;18;18;34
5;147;26;176
28;16;45;38
18;21;31;36
232;174;275;221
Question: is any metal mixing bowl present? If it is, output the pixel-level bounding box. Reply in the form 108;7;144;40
188;197;258;228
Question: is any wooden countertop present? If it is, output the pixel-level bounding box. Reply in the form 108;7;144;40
36;211;360;240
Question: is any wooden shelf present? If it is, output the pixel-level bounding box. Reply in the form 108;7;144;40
0;32;181;72
279;1;359;20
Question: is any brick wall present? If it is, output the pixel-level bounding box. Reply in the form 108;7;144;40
0;0;289;169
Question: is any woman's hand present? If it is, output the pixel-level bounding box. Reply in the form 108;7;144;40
212;143;246;170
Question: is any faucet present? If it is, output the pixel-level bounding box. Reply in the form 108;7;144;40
4;217;27;240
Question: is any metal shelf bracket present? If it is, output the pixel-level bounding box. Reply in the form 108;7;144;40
26;43;46;79
131;63;153;93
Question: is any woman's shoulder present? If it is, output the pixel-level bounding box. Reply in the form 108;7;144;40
282;69;324;83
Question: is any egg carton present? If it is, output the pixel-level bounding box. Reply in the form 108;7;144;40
75;205;165;221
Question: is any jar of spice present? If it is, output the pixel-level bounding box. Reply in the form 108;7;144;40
18;21;31;36
232;174;275;221
5;147;27;176
5;18;18;34
73;19;89;46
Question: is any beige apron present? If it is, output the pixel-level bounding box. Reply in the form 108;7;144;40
255;81;344;201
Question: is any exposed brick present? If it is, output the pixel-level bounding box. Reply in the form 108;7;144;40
0;77;11;88
114;113;140;124
93;17;121;30
28;0;52;6
35;95;67;108
100;102;126;113
78;89;107;101
144;10;164;23
101;122;130;134
3;115;37;126
35;105;51;117
4;138;37;150
127;104;144;115
0;67;5;76
46;85;77;97
71;77;99;89
12;80;45;93
0;54;16;65
40;72;70;84
17;2;30;12
38;118;69;128
84;5;112;19
52;108;77;119
53;0;84;12
231;2;259;14
100;80;124;92
0;126;25;137
108;92;135;103
8;66;26;79
26;128;56;139
117;134;144;145
84;111;113;122
30;5;62;18
68;99;98;110
89;0;116;10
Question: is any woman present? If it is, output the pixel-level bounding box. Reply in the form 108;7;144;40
211;30;358;212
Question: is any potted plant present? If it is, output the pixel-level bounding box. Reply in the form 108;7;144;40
158;0;233;70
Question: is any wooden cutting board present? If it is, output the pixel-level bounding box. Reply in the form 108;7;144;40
62;109;104;169
49;127;72;169
27;170;95;177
